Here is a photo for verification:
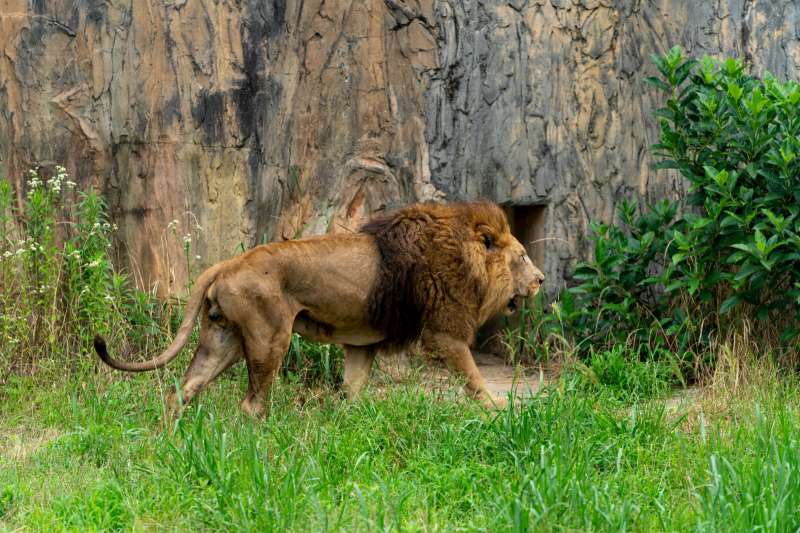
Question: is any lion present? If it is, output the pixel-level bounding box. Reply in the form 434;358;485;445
94;201;545;417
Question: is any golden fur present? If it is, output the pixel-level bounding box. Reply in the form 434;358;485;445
95;201;544;416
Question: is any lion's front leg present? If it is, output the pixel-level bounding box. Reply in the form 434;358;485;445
422;332;507;409
342;345;376;399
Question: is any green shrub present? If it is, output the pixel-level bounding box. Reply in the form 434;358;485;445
513;48;800;366
650;47;800;342
0;167;165;377
566;198;692;349
505;198;697;371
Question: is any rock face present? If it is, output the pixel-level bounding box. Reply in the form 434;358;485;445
1;0;799;293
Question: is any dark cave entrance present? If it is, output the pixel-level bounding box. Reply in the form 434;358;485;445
504;204;547;270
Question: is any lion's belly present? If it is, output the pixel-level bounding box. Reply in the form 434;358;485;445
292;312;385;346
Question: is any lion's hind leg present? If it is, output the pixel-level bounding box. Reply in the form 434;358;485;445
342;345;376;399
240;325;292;418
166;318;243;417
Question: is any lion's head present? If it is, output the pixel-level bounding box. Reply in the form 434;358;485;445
459;202;545;322
361;201;545;347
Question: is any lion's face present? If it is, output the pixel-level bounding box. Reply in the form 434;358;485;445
501;236;545;315
474;216;545;319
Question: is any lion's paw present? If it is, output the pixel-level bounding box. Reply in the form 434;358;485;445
481;394;508;410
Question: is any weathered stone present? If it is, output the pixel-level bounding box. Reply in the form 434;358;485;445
1;0;799;296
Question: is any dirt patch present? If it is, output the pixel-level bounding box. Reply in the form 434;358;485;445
475;353;548;398
375;352;551;400
664;386;703;413
0;428;61;463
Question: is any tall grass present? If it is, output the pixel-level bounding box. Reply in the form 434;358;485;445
4;360;800;531
0;169;171;381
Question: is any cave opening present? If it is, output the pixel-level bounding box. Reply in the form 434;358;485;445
504;204;546;270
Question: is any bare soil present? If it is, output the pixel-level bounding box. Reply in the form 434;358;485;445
375;352;550;400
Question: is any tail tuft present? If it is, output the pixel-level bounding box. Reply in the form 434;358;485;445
94;335;111;364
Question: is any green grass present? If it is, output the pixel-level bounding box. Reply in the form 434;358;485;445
2;363;800;532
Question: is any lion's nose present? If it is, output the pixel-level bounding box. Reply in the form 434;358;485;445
528;273;544;293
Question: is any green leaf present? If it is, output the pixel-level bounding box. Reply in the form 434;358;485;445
672;230;690;249
730;243;753;254
645;76;671;92
688;278;700;295
754;228;767;254
721;214;743;227
672;252;689;265
674;59;698;86
719;295;741;315
665;280;685;293
727;81;743;101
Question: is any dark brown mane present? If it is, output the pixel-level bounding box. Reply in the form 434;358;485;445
359;201;510;348
359;209;428;348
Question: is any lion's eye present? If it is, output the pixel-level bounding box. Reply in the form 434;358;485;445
483;235;493;250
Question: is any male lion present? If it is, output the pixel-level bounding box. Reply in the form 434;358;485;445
94;201;544;417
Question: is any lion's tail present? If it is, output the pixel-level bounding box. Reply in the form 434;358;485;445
94;263;224;372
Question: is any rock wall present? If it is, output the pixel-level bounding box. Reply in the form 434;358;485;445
1;0;798;293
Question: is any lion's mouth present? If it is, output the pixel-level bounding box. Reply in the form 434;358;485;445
506;294;523;315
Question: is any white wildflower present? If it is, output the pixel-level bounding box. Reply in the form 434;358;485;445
182;234;192;245
88;259;101;268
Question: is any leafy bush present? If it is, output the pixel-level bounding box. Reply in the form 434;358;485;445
565;198;691;349
508;48;800;370
505;199;696;366
651;47;800;341
0;167;165;377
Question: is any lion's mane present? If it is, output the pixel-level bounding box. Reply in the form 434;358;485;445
360;201;512;349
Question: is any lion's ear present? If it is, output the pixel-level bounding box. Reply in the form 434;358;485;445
475;224;496;250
